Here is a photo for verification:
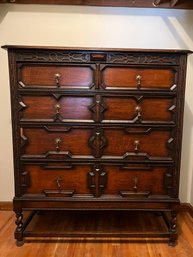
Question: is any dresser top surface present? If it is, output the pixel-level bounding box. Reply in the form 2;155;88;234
2;45;192;54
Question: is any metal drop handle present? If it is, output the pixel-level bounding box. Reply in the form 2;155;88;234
136;75;142;88
54;73;61;86
55;138;62;151
55;104;60;114
134;140;140;152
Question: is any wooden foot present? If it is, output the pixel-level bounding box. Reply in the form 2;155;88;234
16;240;24;247
168;211;178;247
14;209;24;246
168;238;177;247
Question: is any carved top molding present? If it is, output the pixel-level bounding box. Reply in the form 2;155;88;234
2;46;191;65
107;53;180;65
15;50;90;63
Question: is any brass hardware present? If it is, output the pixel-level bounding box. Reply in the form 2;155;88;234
136;75;142;87
55;104;60;114
133;177;138;192
152;0;161;6
54;73;61;86
153;0;178;7
55;177;62;190
55;138;62;151
135;106;142;117
134;140;140;152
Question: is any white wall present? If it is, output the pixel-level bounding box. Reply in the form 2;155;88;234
0;4;193;204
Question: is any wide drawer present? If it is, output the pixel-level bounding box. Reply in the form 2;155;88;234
20;126;174;160
19;95;175;124
101;65;177;91
20;164;174;199
18;64;95;89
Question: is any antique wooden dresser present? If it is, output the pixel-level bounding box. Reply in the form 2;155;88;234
3;45;190;246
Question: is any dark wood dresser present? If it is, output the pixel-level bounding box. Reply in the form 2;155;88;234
3;45;191;246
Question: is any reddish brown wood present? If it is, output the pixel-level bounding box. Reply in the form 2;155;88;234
19;65;94;89
104;97;174;122
21;127;92;156
21;164;92;195
102;67;176;90
20;96;93;121
3;45;190;246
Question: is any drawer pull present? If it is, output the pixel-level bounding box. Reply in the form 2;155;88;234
134;140;140;152
135;106;142;117
133;177;139;192
55;138;62;151
136;75;142;88
55;104;60;114
55;177;62;190
54;73;61;86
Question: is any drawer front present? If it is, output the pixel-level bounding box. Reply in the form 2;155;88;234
102;128;173;159
20;95;175;124
103;96;175;123
21;164;93;196
20;126;173;160
19;64;94;89
20;164;174;199
102;165;174;198
20;127;93;157
20;95;93;122
101;66;176;90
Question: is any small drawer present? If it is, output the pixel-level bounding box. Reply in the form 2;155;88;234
18;64;94;89
101;65;177;91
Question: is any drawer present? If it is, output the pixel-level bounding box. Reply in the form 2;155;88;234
20;126;174;160
21;164;93;196
20;164;174;199
20;127;93;158
102;165;174;198
18;64;94;89
20;95;175;124
102;96;175;123
102;128;173;159
101;65;176;91
20;95;93;122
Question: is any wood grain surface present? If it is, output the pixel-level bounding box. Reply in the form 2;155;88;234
0;210;193;257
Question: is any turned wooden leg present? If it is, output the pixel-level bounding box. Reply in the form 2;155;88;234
14;210;24;246
168;211;178;247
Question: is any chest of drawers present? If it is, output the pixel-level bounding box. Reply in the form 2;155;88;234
3;45;190;246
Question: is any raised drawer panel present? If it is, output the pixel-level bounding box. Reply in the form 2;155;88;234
20;95;93;121
103;128;173;158
103;165;173;197
20;127;92;157
103;97;175;123
19;65;94;89
101;66;176;90
21;164;92;196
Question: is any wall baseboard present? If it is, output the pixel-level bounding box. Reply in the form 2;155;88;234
180;203;193;218
0;201;13;211
0;201;193;217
